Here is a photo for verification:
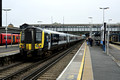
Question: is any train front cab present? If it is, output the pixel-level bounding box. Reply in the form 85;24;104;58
19;28;44;57
109;33;120;42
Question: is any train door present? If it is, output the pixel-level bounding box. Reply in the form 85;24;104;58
0;34;1;44
44;33;49;48
13;35;15;43
44;33;51;50
48;34;51;50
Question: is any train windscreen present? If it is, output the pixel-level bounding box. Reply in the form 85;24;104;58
36;30;42;43
25;30;32;43
21;32;24;42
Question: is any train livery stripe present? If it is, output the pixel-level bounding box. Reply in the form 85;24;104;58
20;32;21;43
26;44;32;50
41;31;44;48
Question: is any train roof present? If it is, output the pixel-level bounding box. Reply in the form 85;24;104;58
1;33;12;35
25;26;80;37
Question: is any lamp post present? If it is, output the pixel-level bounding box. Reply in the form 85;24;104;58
99;7;109;53
2;9;11;48
88;17;93;37
107;19;112;55
99;7;109;23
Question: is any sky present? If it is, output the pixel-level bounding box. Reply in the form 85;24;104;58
2;0;120;27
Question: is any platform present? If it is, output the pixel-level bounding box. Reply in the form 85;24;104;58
111;42;120;45
0;45;19;58
57;42;88;80
57;42;120;80
90;45;120;80
109;44;120;66
0;44;19;48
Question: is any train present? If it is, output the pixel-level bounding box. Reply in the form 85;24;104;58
0;33;20;45
19;26;82;57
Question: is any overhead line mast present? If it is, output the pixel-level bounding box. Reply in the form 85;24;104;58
0;0;2;27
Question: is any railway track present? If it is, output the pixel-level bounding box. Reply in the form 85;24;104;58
0;56;51;80
37;43;82;80
0;62;33;80
0;41;83;80
0;62;23;72
22;42;83;80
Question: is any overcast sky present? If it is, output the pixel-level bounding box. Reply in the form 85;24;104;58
2;0;120;27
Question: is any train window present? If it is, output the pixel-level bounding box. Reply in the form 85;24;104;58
8;36;11;39
25;30;33;43
4;36;6;39
4;36;11;39
16;36;19;39
36;32;42;42
64;36;67;40
51;34;59;42
59;36;66;41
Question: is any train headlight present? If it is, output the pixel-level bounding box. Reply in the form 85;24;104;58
36;44;38;47
39;45;41;48
21;44;25;48
21;45;24;48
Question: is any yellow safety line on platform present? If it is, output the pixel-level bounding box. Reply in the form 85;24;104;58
110;44;120;50
0;50;19;55
77;43;86;80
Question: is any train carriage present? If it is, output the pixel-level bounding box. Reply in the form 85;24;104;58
0;33;12;44
0;33;20;45
16;34;19;43
19;26;82;57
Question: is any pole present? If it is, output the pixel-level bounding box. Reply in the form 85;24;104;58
107;19;112;55
107;28;109;55
88;17;92;37
2;9;11;48
104;22;106;53
103;9;104;25
6;11;7;48
99;7;109;53
0;0;2;27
